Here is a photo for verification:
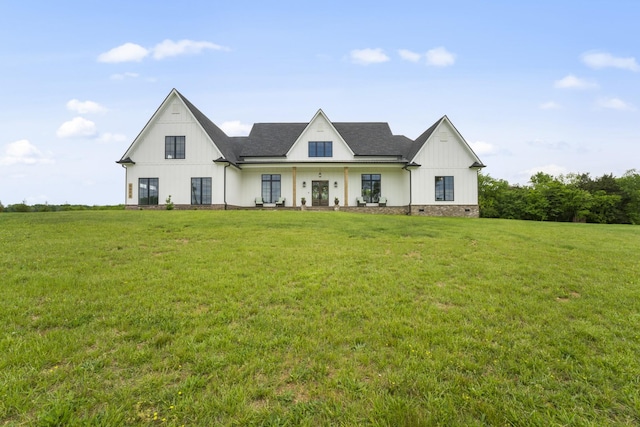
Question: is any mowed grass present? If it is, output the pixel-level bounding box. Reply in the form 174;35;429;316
1;211;639;426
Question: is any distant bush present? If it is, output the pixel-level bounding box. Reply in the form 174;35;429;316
11;202;31;213
33;203;52;212
2;203;125;213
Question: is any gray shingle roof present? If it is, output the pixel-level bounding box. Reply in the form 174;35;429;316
175;90;240;164
233;122;414;159
333;123;409;157
406;116;443;161
240;123;308;157
151;90;455;165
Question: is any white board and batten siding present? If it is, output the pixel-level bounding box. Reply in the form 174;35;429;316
346;166;409;206
236;166;294;206
411;120;479;205
124;95;225;206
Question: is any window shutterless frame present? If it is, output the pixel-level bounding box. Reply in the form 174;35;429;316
435;176;454;201
191;177;212;205
261;174;281;203
308;141;333;157
361;174;381;203
139;178;159;205
165;136;185;159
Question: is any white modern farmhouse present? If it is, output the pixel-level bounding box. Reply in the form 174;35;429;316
117;89;485;216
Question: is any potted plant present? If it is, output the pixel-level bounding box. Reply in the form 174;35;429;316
301;197;306;206
334;197;339;206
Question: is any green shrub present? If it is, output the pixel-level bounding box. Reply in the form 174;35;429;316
11;201;31;212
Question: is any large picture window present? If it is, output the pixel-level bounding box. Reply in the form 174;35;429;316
361;174;381;203
261;174;281;203
139;178;159;205
308;141;333;157
165;136;185;159
191;177;212;205
435;176;454;201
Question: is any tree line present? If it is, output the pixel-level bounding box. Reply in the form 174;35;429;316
479;169;640;224
0;202;124;213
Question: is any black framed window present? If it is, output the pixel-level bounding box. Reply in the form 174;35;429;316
261;174;281;203
191;177;212;205
435;176;454;201
361;174;381;203
165;136;185;159
139;178;159;205
308;141;333;157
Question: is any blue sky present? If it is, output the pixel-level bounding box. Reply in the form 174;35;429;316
1;0;639;205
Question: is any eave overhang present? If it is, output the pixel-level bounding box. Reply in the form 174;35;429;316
403;161;421;170
236;160;409;166
116;157;135;165
214;157;241;169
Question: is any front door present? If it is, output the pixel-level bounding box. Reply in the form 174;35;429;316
312;181;329;206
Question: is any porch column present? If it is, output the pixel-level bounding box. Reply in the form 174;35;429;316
344;167;349;206
292;167;297;207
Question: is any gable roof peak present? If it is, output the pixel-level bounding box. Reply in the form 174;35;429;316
117;88;240;165
310;108;331;123
407;114;484;165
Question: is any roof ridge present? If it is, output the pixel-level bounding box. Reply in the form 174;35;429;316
174;91;241;164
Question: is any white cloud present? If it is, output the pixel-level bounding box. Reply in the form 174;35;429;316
526;138;571;150
398;49;422;62
98;40;228;63
540;101;561;110
581;51;640;72
110;72;139;80
97;132;128;143
152;39;228;60
522;164;568;179
597;97;636;111
469;141;498;156
426;47;456;67
97;42;149;63
66;99;107;114
219;120;252;136
350;48;390;65
0;139;54;166
57;117;97;138
554;74;597;89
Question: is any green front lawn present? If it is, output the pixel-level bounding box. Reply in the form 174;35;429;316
1;211;639;425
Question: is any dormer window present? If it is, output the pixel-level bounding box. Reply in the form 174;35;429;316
308;141;332;157
165;136;185;159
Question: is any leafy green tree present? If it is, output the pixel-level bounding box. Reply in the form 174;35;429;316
499;185;528;220
618;169;640;224
561;186;593;222
478;172;509;218
11;201;31;212
528;172;569;221
587;191;622;224
477;169;638;224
